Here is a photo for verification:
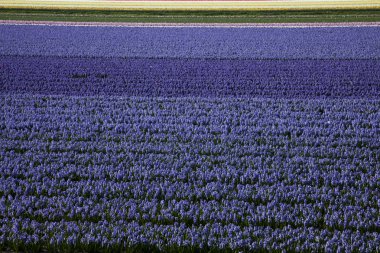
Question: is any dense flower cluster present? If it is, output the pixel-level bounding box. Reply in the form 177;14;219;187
1;23;380;252
1;96;380;252
1;25;380;59
1;56;379;98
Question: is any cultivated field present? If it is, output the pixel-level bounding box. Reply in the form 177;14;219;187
1;0;380;10
0;21;380;252
1;0;380;252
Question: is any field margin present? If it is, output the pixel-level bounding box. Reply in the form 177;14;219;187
1;8;380;23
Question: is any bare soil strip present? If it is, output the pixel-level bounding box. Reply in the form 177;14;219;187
1;20;380;27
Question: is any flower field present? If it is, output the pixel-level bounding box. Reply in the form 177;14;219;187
1;23;380;252
2;0;380;11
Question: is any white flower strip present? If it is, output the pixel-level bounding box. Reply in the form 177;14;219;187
1;20;380;28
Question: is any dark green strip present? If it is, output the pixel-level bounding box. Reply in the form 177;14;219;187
0;8;380;23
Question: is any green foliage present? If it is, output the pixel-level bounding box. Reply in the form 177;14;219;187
0;8;379;23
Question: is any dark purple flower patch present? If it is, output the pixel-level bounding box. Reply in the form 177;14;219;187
1;56;379;98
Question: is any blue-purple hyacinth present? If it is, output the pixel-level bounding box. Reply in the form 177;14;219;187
0;24;379;252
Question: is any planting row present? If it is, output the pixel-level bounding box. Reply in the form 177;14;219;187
1;95;379;252
1;25;380;59
1;56;379;98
